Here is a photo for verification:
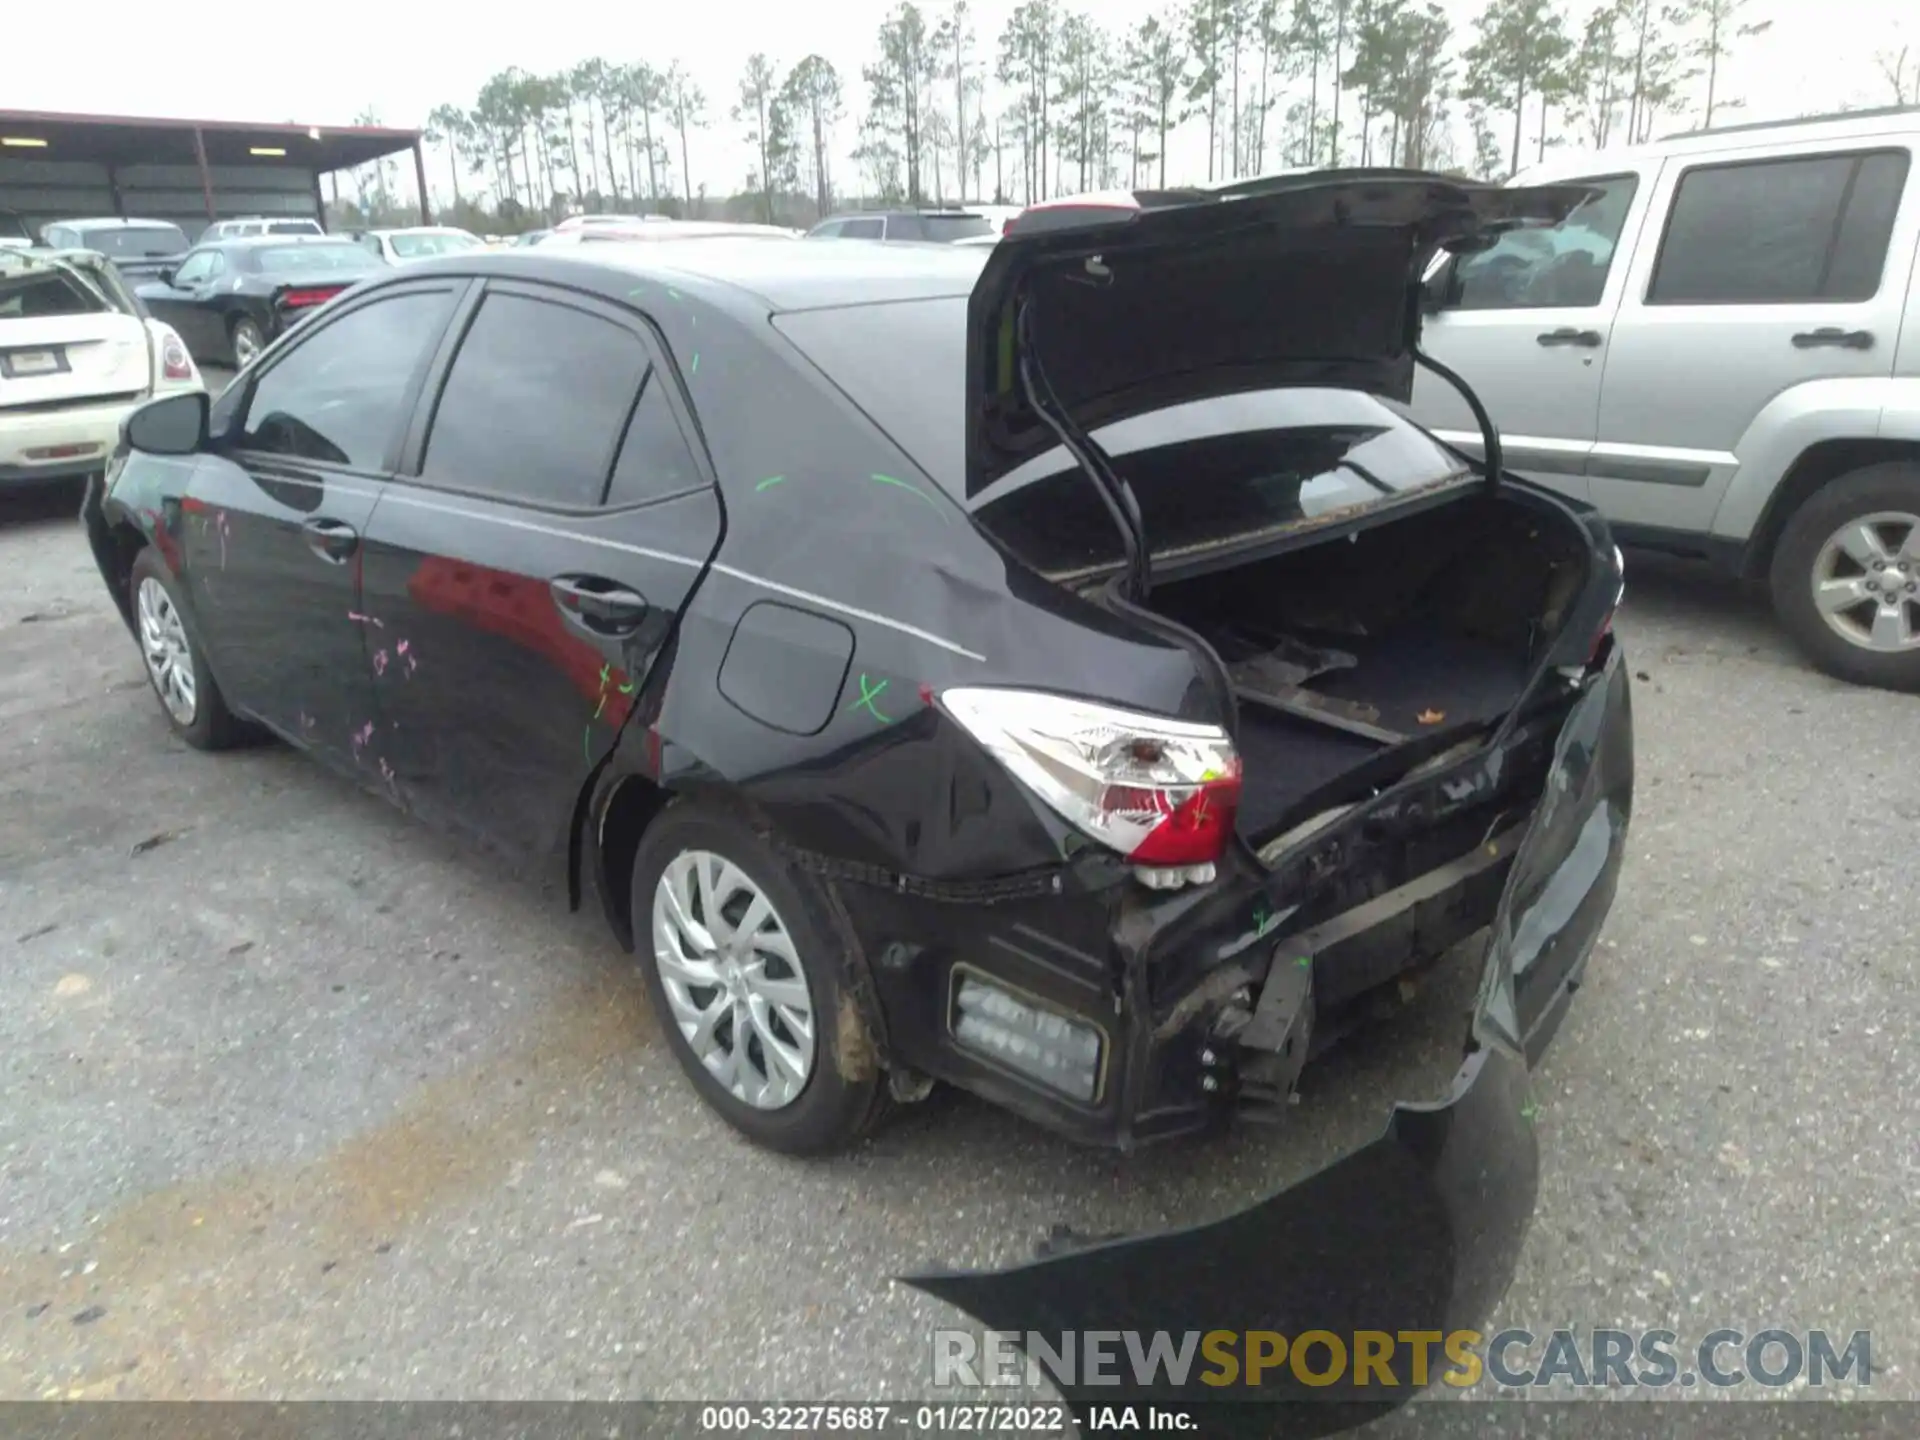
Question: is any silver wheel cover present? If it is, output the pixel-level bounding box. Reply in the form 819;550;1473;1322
650;849;817;1110
1810;511;1920;654
136;575;198;725
233;322;261;367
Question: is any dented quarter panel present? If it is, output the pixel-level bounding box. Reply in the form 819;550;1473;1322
902;642;1633;1425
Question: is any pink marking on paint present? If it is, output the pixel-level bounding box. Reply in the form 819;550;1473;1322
347;611;385;629
918;683;934;706
396;639;410;655
373;649;389;676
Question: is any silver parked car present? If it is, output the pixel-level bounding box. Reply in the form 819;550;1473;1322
1409;106;1920;691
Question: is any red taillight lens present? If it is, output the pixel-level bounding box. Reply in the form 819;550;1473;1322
1118;763;1243;867
940;688;1241;886
280;287;344;310
158;329;193;381
1002;217;1015;234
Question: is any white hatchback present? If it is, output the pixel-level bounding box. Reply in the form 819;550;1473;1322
1;249;203;488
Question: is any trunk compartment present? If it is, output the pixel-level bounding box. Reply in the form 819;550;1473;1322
1143;490;1591;845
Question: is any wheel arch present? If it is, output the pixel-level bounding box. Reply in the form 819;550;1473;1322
1738;438;1920;581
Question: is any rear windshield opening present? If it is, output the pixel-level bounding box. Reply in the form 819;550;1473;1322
267;220;324;235
0;267;112;318
974;392;1473;576
77;225;189;259
390;231;482;257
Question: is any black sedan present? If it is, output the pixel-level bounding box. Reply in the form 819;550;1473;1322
83;173;1631;1419
135;236;386;369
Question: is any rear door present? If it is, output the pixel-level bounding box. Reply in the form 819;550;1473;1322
357;279;722;858
180;280;465;768
1591;139;1917;534
843;217;886;239
1408;169;1653;500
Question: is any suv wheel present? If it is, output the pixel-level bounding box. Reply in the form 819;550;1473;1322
1771;461;1920;691
630;803;889;1155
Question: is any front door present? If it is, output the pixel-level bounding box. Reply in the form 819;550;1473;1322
142;247;225;358
1592;140;1917;535
1408;170;1653;500
358;280;721;857
180;280;466;773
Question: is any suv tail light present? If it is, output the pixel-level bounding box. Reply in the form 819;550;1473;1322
939;688;1241;887
280;286;343;310
156;326;194;382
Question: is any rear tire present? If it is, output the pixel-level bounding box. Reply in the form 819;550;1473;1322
1770;462;1920;692
630;801;890;1155
230;315;265;369
128;547;249;750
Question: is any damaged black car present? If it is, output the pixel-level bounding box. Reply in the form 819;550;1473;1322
84;169;1631;1422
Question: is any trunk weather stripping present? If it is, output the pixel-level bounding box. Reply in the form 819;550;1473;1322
1014;293;1153;602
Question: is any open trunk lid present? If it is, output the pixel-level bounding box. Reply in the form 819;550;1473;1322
964;169;1595;500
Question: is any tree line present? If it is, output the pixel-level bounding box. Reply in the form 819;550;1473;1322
344;0;1870;230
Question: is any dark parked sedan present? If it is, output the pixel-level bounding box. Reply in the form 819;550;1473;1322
135;236;386;368
84;173;1632;1419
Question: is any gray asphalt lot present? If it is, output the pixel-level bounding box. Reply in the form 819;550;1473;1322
2;474;1916;1410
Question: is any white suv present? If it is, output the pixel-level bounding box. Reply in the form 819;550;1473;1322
1409;106;1920;691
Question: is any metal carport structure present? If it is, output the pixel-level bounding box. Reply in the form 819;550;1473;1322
0;109;428;241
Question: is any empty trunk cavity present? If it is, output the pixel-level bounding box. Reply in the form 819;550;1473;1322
1145;492;1590;844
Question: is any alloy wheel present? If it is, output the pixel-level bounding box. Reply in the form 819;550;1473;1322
136;575;198;725
233;322;262;368
650;850;817;1110
1810;511;1920;653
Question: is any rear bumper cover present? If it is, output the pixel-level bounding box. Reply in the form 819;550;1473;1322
903;646;1632;1427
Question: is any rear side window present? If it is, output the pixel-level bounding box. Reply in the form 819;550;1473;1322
421;290;649;507
921;214;993;243
841;217;885;239
606;369;705;505
1648;149;1911;305
241;289;458;468
1452;174;1638;310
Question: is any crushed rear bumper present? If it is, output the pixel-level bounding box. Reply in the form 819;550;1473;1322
903;644;1632;1430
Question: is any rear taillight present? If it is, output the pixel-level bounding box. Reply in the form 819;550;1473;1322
280;287;343;309
158;328;194;381
940;688;1241;888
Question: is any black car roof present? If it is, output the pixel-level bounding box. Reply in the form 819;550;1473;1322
396;240;988;313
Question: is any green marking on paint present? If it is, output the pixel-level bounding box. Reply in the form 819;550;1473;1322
869;472;948;523
593;695;607;720
618;681;636;696
755;475;787;492
1521;1099;1539;1122
690;352;700;375
1295;954;1312;969
666;287;683;301
848;673;892;724
583;727;592;760
599;662;612;685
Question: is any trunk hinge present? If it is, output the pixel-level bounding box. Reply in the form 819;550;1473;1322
1413;344;1504;494
1014;293;1154;601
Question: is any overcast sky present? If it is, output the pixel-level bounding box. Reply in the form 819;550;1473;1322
11;0;1916;206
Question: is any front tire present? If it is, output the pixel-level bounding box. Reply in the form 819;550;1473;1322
1771;462;1920;692
630;802;888;1155
129;547;249;750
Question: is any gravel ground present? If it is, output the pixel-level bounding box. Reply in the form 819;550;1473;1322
1;481;1914;1415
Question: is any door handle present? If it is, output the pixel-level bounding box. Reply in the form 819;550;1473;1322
1791;327;1874;351
551;576;648;628
302;516;358;562
1536;327;1604;348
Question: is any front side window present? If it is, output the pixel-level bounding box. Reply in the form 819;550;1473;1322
239;289;458;468
1648;149;1911;305
1451;174;1639;310
172;251;218;287
419;290;649;507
